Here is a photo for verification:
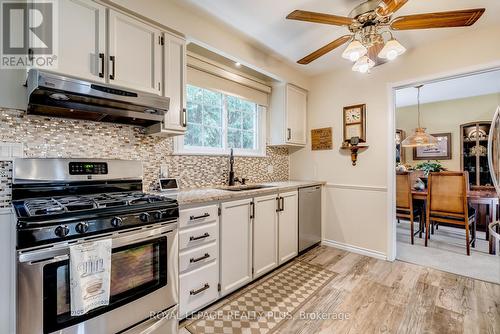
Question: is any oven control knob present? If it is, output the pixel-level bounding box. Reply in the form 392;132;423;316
55;225;70;238
151;211;162;220
111;217;123;227
75;222;89;234
139;213;150;223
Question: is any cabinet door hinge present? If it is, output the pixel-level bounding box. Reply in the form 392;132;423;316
217;283;221;292
218;207;221;216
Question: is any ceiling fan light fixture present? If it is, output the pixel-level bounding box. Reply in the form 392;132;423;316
378;37;406;60
352;55;375;73
342;40;367;62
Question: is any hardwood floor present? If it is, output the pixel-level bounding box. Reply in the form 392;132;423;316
180;245;500;334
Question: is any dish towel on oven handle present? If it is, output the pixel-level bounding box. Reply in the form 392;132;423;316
70;239;112;316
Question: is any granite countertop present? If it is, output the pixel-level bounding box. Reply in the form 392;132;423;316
150;180;325;206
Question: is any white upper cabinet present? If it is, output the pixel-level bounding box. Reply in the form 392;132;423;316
162;33;187;133
278;191;298;264
56;0;106;82
220;199;253;296
107;9;162;94
270;83;307;146
253;194;278;278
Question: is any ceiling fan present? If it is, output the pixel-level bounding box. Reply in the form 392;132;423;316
287;0;485;73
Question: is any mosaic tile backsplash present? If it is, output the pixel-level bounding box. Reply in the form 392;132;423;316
0;108;289;208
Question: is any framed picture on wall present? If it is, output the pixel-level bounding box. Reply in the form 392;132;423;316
413;133;452;160
396;129;406;164
343;104;366;143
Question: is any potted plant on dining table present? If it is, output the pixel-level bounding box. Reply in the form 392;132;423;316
414;161;446;188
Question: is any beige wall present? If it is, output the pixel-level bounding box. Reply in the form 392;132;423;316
290;24;500;256
397;93;500;171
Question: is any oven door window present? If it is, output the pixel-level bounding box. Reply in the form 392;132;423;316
43;237;167;333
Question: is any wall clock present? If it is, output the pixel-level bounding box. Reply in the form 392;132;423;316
343;104;366;143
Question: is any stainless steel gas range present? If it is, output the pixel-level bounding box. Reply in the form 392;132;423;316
12;158;179;334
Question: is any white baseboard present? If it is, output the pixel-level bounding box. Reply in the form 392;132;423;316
322;239;387;261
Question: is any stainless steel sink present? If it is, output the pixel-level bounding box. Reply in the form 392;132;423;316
221;184;275;192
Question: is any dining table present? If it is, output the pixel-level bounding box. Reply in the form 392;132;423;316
412;188;499;255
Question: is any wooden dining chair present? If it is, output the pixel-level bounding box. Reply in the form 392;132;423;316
425;172;476;255
396;172;422;244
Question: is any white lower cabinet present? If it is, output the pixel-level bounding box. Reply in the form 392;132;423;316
179;222;218;249
179;241;217;273
178;204;219;317
278;191;299;264
179;260;219;317
219;198;253;296
180;190;301;317
252;194;278;278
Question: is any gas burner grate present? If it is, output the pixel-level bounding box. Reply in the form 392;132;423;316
21;192;172;217
24;199;65;216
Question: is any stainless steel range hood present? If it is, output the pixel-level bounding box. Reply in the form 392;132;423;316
27;69;169;127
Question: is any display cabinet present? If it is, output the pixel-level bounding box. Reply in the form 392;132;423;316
461;121;493;188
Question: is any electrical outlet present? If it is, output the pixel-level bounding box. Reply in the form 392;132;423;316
267;165;274;174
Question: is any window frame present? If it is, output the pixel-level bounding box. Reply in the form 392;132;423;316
174;86;267;157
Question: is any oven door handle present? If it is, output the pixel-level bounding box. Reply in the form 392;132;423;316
18;228;175;264
20;254;69;266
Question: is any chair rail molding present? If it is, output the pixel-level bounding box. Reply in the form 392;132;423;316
325;183;387;192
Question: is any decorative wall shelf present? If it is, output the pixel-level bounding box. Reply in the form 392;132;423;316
341;143;369;166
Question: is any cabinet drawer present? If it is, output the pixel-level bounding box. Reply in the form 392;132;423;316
179;205;218;228
179;260;219;317
179;222;218;250
179;241;218;273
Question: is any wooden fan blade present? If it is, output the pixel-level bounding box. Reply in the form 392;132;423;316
286;10;353;26
391;8;485;30
377;0;408;17
297;35;352;65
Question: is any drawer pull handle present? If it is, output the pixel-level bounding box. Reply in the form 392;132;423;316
190;233;210;241
190;213;210;221
190;253;210;263
190;283;210;296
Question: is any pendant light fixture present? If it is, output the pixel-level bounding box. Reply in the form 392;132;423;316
401;85;438;147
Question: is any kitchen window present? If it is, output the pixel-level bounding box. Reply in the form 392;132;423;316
175;85;266;156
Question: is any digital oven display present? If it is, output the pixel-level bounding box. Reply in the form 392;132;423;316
69;162;108;175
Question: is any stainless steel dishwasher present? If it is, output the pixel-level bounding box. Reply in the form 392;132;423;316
299;185;322;252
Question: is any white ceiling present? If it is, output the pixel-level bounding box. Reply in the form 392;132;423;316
395;70;500;107
184;0;500;75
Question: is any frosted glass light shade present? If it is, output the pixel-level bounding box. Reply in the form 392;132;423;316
342;40;368;62
378;38;406;60
401;128;439;147
352;56;375;73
